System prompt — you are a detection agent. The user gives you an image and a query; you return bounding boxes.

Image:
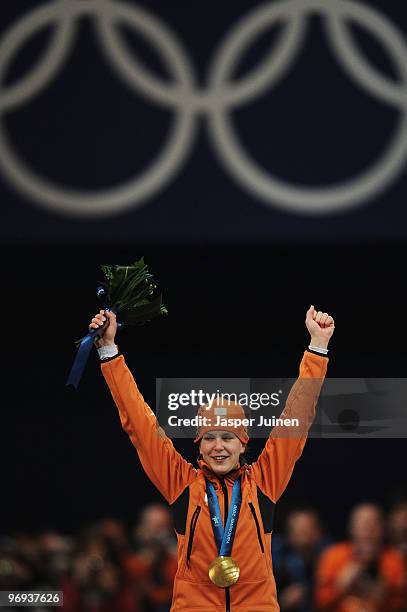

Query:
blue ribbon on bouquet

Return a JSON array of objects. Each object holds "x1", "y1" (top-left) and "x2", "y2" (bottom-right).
[{"x1": 66, "y1": 286, "x2": 122, "y2": 389}]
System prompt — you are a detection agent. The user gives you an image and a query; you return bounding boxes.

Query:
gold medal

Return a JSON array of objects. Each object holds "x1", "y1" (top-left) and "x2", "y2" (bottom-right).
[{"x1": 208, "y1": 556, "x2": 240, "y2": 588}]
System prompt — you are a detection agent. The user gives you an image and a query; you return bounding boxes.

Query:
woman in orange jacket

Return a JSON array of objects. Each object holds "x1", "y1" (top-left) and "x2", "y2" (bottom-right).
[{"x1": 89, "y1": 305, "x2": 334, "y2": 612}]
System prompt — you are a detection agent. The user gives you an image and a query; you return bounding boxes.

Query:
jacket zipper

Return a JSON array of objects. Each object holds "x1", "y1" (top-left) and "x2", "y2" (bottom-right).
[
  {"x1": 249, "y1": 502, "x2": 265, "y2": 553},
  {"x1": 186, "y1": 505, "x2": 201, "y2": 567},
  {"x1": 219, "y1": 478, "x2": 231, "y2": 612}
]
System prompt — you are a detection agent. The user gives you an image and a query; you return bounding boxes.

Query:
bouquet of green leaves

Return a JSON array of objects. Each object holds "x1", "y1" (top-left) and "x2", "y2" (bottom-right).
[
  {"x1": 68, "y1": 258, "x2": 167, "y2": 387},
  {"x1": 74, "y1": 258, "x2": 167, "y2": 347},
  {"x1": 99, "y1": 257, "x2": 168, "y2": 324}
]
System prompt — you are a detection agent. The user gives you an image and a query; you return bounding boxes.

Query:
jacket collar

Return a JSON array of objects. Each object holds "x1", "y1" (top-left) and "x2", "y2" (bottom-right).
[{"x1": 198, "y1": 458, "x2": 249, "y2": 487}]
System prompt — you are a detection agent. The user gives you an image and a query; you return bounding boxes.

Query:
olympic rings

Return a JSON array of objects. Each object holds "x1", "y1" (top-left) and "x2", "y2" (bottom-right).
[{"x1": 0, "y1": 0, "x2": 406, "y2": 217}]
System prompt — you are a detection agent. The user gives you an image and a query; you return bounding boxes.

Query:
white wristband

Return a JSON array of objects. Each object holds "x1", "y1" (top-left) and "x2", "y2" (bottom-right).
[
  {"x1": 97, "y1": 345, "x2": 119, "y2": 360},
  {"x1": 308, "y1": 344, "x2": 328, "y2": 355}
]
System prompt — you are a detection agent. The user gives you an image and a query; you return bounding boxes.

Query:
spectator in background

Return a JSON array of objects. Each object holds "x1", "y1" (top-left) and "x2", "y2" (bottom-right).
[
  {"x1": 315, "y1": 503, "x2": 405, "y2": 611},
  {"x1": 37, "y1": 531, "x2": 73, "y2": 588},
  {"x1": 124, "y1": 504, "x2": 177, "y2": 612},
  {"x1": 388, "y1": 501, "x2": 407, "y2": 560},
  {"x1": 98, "y1": 518, "x2": 130, "y2": 561},
  {"x1": 0, "y1": 536, "x2": 34, "y2": 594},
  {"x1": 62, "y1": 522, "x2": 140, "y2": 612},
  {"x1": 273, "y1": 508, "x2": 329, "y2": 611},
  {"x1": 387, "y1": 501, "x2": 407, "y2": 611}
]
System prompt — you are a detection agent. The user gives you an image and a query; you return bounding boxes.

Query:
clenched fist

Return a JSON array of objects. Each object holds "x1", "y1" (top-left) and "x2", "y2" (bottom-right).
[{"x1": 305, "y1": 305, "x2": 335, "y2": 350}]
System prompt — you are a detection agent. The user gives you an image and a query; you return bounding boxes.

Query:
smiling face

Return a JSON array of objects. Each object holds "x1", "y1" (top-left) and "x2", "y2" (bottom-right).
[{"x1": 199, "y1": 431, "x2": 246, "y2": 476}]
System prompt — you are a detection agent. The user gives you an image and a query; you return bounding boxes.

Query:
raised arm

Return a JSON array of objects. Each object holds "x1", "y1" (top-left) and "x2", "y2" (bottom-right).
[
  {"x1": 251, "y1": 306, "x2": 334, "y2": 502},
  {"x1": 91, "y1": 310, "x2": 196, "y2": 504}
]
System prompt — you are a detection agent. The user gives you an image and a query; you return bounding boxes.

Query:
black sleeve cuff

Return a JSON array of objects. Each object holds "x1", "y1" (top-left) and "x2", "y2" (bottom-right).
[
  {"x1": 306, "y1": 348, "x2": 329, "y2": 358},
  {"x1": 100, "y1": 352, "x2": 122, "y2": 364}
]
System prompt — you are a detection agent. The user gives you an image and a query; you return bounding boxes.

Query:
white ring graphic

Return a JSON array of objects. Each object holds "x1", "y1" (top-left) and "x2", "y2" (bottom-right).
[
  {"x1": 0, "y1": 0, "x2": 197, "y2": 217},
  {"x1": 0, "y1": 0, "x2": 406, "y2": 217},
  {"x1": 208, "y1": 0, "x2": 407, "y2": 214}
]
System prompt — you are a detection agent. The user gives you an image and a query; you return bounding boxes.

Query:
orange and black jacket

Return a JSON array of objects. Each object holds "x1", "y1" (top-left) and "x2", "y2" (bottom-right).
[{"x1": 101, "y1": 350, "x2": 328, "y2": 612}]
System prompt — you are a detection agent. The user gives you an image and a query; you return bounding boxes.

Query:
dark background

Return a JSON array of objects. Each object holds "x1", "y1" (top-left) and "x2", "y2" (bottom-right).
[{"x1": 3, "y1": 243, "x2": 407, "y2": 540}]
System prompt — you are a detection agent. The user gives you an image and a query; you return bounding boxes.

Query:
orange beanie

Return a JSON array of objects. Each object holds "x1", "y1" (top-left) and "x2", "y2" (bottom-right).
[{"x1": 193, "y1": 398, "x2": 250, "y2": 444}]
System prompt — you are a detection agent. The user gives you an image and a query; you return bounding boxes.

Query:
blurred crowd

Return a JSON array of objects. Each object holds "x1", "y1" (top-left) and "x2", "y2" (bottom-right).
[
  {"x1": 0, "y1": 504, "x2": 176, "y2": 612},
  {"x1": 1, "y1": 500, "x2": 406, "y2": 611},
  {"x1": 273, "y1": 501, "x2": 407, "y2": 611}
]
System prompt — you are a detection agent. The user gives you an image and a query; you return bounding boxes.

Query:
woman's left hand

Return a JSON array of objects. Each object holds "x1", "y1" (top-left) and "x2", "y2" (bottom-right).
[{"x1": 305, "y1": 305, "x2": 335, "y2": 349}]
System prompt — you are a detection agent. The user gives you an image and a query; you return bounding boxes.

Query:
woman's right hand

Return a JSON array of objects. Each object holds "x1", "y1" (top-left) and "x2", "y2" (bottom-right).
[{"x1": 89, "y1": 309, "x2": 117, "y2": 348}]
